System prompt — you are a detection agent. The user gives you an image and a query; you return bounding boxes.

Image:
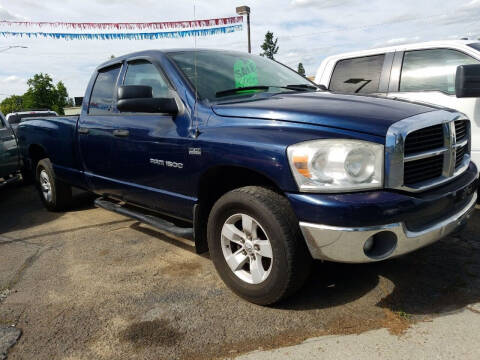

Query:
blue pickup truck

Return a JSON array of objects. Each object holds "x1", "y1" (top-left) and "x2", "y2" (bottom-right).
[{"x1": 17, "y1": 49, "x2": 479, "y2": 305}]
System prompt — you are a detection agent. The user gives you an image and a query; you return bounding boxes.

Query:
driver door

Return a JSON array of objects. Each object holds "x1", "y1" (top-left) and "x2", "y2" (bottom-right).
[{"x1": 109, "y1": 59, "x2": 195, "y2": 220}]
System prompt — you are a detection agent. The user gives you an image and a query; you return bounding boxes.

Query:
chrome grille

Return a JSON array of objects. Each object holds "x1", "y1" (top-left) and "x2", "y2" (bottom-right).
[
  {"x1": 385, "y1": 112, "x2": 471, "y2": 192},
  {"x1": 404, "y1": 124, "x2": 444, "y2": 155},
  {"x1": 455, "y1": 120, "x2": 467, "y2": 141},
  {"x1": 455, "y1": 144, "x2": 467, "y2": 169},
  {"x1": 404, "y1": 154, "x2": 443, "y2": 185}
]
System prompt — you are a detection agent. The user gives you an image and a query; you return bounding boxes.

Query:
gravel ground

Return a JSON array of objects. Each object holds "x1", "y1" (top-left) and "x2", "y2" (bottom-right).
[
  {"x1": 1, "y1": 185, "x2": 480, "y2": 359},
  {"x1": 0, "y1": 327, "x2": 21, "y2": 360}
]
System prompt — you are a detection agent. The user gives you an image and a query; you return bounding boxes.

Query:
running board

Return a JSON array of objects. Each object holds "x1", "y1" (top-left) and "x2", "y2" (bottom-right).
[
  {"x1": 0, "y1": 174, "x2": 21, "y2": 188},
  {"x1": 94, "y1": 198, "x2": 193, "y2": 239}
]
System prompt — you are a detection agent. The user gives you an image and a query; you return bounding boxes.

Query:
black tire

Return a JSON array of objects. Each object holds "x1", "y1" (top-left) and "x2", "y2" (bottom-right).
[
  {"x1": 36, "y1": 158, "x2": 72, "y2": 211},
  {"x1": 207, "y1": 186, "x2": 312, "y2": 305}
]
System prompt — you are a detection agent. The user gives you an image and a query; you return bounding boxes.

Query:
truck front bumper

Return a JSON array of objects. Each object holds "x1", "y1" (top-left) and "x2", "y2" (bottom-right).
[
  {"x1": 288, "y1": 162, "x2": 478, "y2": 263},
  {"x1": 299, "y1": 192, "x2": 476, "y2": 263}
]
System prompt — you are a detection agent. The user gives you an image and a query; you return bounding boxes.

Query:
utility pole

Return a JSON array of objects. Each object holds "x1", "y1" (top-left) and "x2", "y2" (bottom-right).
[{"x1": 236, "y1": 6, "x2": 251, "y2": 53}]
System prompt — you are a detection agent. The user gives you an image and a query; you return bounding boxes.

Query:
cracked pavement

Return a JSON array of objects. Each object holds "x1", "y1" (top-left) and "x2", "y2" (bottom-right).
[{"x1": 1, "y1": 185, "x2": 480, "y2": 359}]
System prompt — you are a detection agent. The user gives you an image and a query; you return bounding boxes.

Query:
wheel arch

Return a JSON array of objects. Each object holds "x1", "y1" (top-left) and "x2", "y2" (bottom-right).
[
  {"x1": 194, "y1": 165, "x2": 285, "y2": 253},
  {"x1": 27, "y1": 144, "x2": 49, "y2": 174}
]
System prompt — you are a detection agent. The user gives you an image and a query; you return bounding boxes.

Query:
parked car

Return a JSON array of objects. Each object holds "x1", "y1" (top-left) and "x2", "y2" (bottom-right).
[
  {"x1": 17, "y1": 49, "x2": 479, "y2": 305},
  {"x1": 6, "y1": 110, "x2": 58, "y2": 134},
  {"x1": 315, "y1": 40, "x2": 480, "y2": 169},
  {"x1": 0, "y1": 111, "x2": 21, "y2": 186}
]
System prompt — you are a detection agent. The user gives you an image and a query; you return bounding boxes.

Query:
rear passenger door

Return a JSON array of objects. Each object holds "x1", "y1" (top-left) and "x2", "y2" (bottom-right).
[
  {"x1": 328, "y1": 53, "x2": 393, "y2": 95},
  {"x1": 78, "y1": 64, "x2": 123, "y2": 197}
]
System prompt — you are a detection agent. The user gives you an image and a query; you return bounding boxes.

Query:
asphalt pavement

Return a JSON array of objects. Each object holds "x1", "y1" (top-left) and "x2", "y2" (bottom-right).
[{"x1": 1, "y1": 185, "x2": 480, "y2": 359}]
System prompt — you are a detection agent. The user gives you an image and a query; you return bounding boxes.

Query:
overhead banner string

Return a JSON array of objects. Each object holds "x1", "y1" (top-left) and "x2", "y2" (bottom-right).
[{"x1": 0, "y1": 16, "x2": 243, "y2": 40}]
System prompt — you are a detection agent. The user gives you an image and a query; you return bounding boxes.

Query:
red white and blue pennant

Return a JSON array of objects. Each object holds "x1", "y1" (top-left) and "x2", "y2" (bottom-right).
[{"x1": 0, "y1": 16, "x2": 243, "y2": 40}]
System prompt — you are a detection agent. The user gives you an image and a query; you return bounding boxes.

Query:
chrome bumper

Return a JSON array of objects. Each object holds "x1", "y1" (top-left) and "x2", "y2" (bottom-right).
[{"x1": 299, "y1": 192, "x2": 477, "y2": 263}]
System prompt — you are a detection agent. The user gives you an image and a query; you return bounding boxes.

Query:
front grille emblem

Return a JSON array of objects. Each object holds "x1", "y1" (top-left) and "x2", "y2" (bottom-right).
[{"x1": 443, "y1": 122, "x2": 457, "y2": 177}]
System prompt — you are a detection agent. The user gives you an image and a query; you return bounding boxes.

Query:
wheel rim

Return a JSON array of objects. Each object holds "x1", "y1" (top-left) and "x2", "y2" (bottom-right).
[
  {"x1": 39, "y1": 169, "x2": 52, "y2": 203},
  {"x1": 221, "y1": 213, "x2": 273, "y2": 285}
]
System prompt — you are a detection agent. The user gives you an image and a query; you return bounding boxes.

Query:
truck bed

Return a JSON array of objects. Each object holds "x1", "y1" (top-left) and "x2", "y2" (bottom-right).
[{"x1": 16, "y1": 115, "x2": 87, "y2": 189}]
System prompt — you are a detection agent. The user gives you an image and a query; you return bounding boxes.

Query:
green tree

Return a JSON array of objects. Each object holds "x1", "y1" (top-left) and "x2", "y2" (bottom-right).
[
  {"x1": 22, "y1": 73, "x2": 69, "y2": 115},
  {"x1": 53, "y1": 81, "x2": 69, "y2": 115},
  {"x1": 260, "y1": 31, "x2": 279, "y2": 60},
  {"x1": 23, "y1": 73, "x2": 56, "y2": 110},
  {"x1": 0, "y1": 95, "x2": 24, "y2": 115},
  {"x1": 297, "y1": 62, "x2": 306, "y2": 77}
]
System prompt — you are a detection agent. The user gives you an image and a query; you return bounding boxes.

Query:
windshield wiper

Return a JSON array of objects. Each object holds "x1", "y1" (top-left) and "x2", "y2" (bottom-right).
[
  {"x1": 215, "y1": 86, "x2": 270, "y2": 98},
  {"x1": 215, "y1": 84, "x2": 322, "y2": 99},
  {"x1": 284, "y1": 84, "x2": 319, "y2": 91}
]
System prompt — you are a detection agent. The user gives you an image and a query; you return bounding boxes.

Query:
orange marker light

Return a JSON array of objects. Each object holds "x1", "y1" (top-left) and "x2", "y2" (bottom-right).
[{"x1": 293, "y1": 155, "x2": 311, "y2": 178}]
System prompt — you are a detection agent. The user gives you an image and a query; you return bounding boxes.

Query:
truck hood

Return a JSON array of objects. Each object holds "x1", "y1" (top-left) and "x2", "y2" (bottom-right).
[{"x1": 212, "y1": 91, "x2": 439, "y2": 137}]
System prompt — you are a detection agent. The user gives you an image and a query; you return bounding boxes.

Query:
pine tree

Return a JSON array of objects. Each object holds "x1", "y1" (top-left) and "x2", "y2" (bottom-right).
[
  {"x1": 297, "y1": 62, "x2": 306, "y2": 77},
  {"x1": 260, "y1": 31, "x2": 279, "y2": 60}
]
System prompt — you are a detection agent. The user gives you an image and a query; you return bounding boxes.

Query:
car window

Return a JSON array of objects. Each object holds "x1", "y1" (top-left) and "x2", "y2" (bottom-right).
[
  {"x1": 400, "y1": 49, "x2": 480, "y2": 94},
  {"x1": 0, "y1": 114, "x2": 5, "y2": 129},
  {"x1": 88, "y1": 65, "x2": 121, "y2": 115},
  {"x1": 329, "y1": 55, "x2": 385, "y2": 94},
  {"x1": 124, "y1": 60, "x2": 171, "y2": 98},
  {"x1": 468, "y1": 43, "x2": 480, "y2": 52}
]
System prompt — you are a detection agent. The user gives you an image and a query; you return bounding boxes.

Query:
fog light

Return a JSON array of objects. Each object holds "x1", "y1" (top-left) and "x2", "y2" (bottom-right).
[
  {"x1": 363, "y1": 231, "x2": 398, "y2": 260},
  {"x1": 364, "y1": 236, "x2": 374, "y2": 252}
]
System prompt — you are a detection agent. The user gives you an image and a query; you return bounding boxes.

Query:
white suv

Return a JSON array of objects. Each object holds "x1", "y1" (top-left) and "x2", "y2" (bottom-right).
[{"x1": 315, "y1": 40, "x2": 480, "y2": 167}]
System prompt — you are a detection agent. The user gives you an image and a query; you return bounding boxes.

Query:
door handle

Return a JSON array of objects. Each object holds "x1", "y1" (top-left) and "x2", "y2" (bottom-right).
[
  {"x1": 78, "y1": 127, "x2": 89, "y2": 134},
  {"x1": 113, "y1": 129, "x2": 130, "y2": 137}
]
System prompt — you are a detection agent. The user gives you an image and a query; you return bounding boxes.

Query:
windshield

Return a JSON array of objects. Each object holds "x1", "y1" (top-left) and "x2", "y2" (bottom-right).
[
  {"x1": 468, "y1": 42, "x2": 480, "y2": 52},
  {"x1": 168, "y1": 50, "x2": 315, "y2": 101}
]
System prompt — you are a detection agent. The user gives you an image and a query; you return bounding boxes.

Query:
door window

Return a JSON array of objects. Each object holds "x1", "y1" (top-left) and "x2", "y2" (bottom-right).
[
  {"x1": 468, "y1": 43, "x2": 480, "y2": 52},
  {"x1": 124, "y1": 60, "x2": 171, "y2": 98},
  {"x1": 400, "y1": 49, "x2": 479, "y2": 94},
  {"x1": 88, "y1": 65, "x2": 121, "y2": 115},
  {"x1": 329, "y1": 54, "x2": 385, "y2": 94},
  {"x1": 0, "y1": 114, "x2": 5, "y2": 128}
]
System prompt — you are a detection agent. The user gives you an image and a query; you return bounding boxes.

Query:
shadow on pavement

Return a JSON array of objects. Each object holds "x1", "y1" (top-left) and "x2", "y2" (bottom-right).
[
  {"x1": 0, "y1": 184, "x2": 96, "y2": 235},
  {"x1": 278, "y1": 209, "x2": 480, "y2": 318}
]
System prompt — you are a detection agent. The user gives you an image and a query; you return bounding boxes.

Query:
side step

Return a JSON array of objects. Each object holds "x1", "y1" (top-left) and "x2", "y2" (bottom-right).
[
  {"x1": 94, "y1": 198, "x2": 193, "y2": 239},
  {"x1": 0, "y1": 174, "x2": 21, "y2": 188}
]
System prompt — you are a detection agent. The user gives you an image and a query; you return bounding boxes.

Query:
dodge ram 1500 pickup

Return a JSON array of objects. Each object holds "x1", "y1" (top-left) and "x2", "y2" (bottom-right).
[{"x1": 17, "y1": 49, "x2": 479, "y2": 305}]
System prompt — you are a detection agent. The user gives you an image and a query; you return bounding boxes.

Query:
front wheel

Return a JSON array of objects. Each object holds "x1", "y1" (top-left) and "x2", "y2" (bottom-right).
[
  {"x1": 36, "y1": 158, "x2": 72, "y2": 211},
  {"x1": 207, "y1": 186, "x2": 312, "y2": 305}
]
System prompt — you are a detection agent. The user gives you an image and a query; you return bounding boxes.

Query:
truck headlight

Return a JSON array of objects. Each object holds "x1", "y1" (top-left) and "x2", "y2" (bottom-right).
[{"x1": 287, "y1": 139, "x2": 384, "y2": 192}]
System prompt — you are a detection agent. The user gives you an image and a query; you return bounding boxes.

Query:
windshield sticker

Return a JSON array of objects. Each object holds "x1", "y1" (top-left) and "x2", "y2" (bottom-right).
[{"x1": 234, "y1": 59, "x2": 259, "y2": 88}]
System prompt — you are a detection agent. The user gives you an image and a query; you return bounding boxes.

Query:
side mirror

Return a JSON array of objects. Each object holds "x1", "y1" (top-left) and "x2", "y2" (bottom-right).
[
  {"x1": 456, "y1": 64, "x2": 480, "y2": 98},
  {"x1": 116, "y1": 85, "x2": 178, "y2": 114}
]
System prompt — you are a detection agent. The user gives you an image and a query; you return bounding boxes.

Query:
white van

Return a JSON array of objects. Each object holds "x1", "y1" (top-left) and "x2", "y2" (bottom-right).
[{"x1": 315, "y1": 40, "x2": 480, "y2": 167}]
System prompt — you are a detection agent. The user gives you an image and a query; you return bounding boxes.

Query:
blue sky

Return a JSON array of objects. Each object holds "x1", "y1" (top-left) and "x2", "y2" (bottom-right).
[{"x1": 0, "y1": 0, "x2": 480, "y2": 100}]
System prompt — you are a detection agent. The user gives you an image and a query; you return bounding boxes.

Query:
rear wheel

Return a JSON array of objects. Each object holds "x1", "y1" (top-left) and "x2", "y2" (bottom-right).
[
  {"x1": 36, "y1": 158, "x2": 72, "y2": 211},
  {"x1": 207, "y1": 186, "x2": 312, "y2": 305}
]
